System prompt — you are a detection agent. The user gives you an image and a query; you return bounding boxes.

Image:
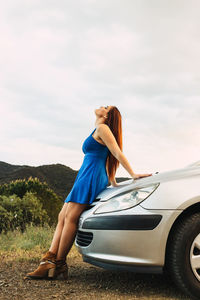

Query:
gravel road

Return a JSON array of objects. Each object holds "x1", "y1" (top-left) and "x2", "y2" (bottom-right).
[{"x1": 0, "y1": 250, "x2": 190, "y2": 300}]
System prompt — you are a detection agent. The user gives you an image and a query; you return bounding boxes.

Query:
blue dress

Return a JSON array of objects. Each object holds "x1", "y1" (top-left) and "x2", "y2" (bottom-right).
[{"x1": 64, "y1": 128, "x2": 110, "y2": 205}]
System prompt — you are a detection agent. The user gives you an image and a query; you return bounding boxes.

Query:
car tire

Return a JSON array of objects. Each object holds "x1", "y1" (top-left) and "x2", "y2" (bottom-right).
[{"x1": 166, "y1": 212, "x2": 200, "y2": 300}]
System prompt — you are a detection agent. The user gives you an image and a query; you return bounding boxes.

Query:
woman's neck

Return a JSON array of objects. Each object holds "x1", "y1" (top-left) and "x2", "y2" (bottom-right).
[{"x1": 95, "y1": 117, "x2": 105, "y2": 127}]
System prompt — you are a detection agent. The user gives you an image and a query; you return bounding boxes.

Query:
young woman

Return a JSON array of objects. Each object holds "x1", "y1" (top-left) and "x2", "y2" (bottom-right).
[{"x1": 26, "y1": 105, "x2": 152, "y2": 280}]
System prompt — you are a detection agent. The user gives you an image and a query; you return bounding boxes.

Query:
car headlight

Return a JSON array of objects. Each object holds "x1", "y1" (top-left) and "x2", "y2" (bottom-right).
[{"x1": 94, "y1": 184, "x2": 159, "y2": 214}]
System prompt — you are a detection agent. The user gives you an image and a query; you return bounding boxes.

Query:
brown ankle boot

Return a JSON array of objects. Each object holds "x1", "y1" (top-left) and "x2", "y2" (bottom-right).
[
  {"x1": 25, "y1": 251, "x2": 56, "y2": 280},
  {"x1": 54, "y1": 259, "x2": 68, "y2": 280},
  {"x1": 41, "y1": 250, "x2": 56, "y2": 263}
]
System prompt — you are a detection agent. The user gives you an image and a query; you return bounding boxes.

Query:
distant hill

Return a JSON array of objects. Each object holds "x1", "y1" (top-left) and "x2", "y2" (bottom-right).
[
  {"x1": 0, "y1": 161, "x2": 78, "y2": 200},
  {"x1": 0, "y1": 161, "x2": 129, "y2": 200}
]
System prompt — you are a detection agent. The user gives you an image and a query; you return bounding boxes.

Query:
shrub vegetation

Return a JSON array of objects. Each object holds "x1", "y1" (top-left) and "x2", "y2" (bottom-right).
[
  {"x1": 0, "y1": 177, "x2": 63, "y2": 228},
  {"x1": 0, "y1": 193, "x2": 49, "y2": 233}
]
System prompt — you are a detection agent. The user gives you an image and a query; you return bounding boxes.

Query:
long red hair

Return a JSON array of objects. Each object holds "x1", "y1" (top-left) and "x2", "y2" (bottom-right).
[{"x1": 104, "y1": 106, "x2": 122, "y2": 182}]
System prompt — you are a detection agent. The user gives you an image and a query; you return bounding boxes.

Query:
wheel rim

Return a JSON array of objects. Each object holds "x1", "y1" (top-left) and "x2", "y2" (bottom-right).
[{"x1": 190, "y1": 233, "x2": 200, "y2": 282}]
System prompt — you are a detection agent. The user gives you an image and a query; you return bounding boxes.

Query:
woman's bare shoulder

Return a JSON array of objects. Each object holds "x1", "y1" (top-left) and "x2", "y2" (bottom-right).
[
  {"x1": 96, "y1": 124, "x2": 110, "y2": 132},
  {"x1": 96, "y1": 124, "x2": 114, "y2": 142}
]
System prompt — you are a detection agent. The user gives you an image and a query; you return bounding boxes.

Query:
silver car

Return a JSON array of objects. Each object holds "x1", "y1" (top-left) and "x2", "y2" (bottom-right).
[{"x1": 75, "y1": 161, "x2": 200, "y2": 300}]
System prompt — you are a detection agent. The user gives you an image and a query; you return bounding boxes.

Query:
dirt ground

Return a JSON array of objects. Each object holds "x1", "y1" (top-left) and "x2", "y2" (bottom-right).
[{"x1": 0, "y1": 250, "x2": 190, "y2": 300}]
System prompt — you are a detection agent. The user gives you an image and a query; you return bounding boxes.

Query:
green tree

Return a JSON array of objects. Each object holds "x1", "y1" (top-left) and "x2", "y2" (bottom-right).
[
  {"x1": 0, "y1": 177, "x2": 62, "y2": 224},
  {"x1": 0, "y1": 193, "x2": 49, "y2": 233}
]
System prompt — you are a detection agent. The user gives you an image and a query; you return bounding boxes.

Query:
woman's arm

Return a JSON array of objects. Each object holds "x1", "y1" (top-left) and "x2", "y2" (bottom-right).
[{"x1": 97, "y1": 124, "x2": 152, "y2": 181}]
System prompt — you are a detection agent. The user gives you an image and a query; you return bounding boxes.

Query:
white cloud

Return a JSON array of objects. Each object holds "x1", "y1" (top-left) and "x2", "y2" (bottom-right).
[
  {"x1": 0, "y1": 137, "x2": 83, "y2": 169},
  {"x1": 0, "y1": 0, "x2": 200, "y2": 176}
]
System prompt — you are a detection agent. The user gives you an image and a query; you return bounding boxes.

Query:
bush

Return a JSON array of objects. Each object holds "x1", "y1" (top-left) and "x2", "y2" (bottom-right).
[
  {"x1": 0, "y1": 205, "x2": 13, "y2": 233},
  {"x1": 0, "y1": 192, "x2": 49, "y2": 233},
  {"x1": 0, "y1": 177, "x2": 63, "y2": 224}
]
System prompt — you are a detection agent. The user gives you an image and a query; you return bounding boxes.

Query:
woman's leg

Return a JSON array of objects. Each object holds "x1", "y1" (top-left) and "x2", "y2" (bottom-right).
[
  {"x1": 56, "y1": 202, "x2": 87, "y2": 260},
  {"x1": 26, "y1": 205, "x2": 69, "y2": 280},
  {"x1": 26, "y1": 202, "x2": 86, "y2": 279},
  {"x1": 49, "y1": 203, "x2": 69, "y2": 254}
]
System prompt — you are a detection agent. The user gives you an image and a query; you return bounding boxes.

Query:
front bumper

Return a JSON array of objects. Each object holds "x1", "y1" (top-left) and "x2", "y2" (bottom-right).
[
  {"x1": 75, "y1": 204, "x2": 181, "y2": 273},
  {"x1": 81, "y1": 214, "x2": 162, "y2": 230}
]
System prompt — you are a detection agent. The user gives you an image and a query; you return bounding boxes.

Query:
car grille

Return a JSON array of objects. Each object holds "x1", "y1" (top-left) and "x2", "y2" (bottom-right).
[{"x1": 76, "y1": 230, "x2": 93, "y2": 247}]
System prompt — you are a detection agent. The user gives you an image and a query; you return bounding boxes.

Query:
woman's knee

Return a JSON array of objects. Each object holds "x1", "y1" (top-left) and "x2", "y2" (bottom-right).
[
  {"x1": 64, "y1": 212, "x2": 76, "y2": 224},
  {"x1": 58, "y1": 204, "x2": 68, "y2": 222},
  {"x1": 64, "y1": 203, "x2": 87, "y2": 224},
  {"x1": 58, "y1": 211, "x2": 64, "y2": 222},
  {"x1": 64, "y1": 210, "x2": 81, "y2": 225}
]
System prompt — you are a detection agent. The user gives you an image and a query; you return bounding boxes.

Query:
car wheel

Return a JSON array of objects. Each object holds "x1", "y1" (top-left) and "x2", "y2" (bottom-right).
[{"x1": 166, "y1": 212, "x2": 200, "y2": 300}]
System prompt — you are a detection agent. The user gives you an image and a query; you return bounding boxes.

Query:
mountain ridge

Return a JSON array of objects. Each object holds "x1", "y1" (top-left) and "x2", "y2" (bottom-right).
[
  {"x1": 0, "y1": 161, "x2": 129, "y2": 199},
  {"x1": 0, "y1": 161, "x2": 78, "y2": 199}
]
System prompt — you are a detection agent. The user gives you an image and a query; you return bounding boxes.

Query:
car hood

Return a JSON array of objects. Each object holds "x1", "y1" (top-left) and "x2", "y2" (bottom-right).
[{"x1": 97, "y1": 161, "x2": 200, "y2": 202}]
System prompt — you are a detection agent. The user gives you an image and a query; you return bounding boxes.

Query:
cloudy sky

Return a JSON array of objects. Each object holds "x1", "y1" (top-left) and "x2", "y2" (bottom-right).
[{"x1": 1, "y1": 0, "x2": 200, "y2": 177}]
